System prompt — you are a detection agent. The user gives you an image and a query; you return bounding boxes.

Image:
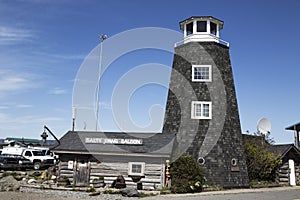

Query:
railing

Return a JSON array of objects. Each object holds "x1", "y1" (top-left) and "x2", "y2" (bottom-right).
[{"x1": 174, "y1": 34, "x2": 230, "y2": 47}]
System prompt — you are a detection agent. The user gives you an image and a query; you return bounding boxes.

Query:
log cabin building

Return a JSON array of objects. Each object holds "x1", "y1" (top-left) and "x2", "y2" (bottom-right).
[{"x1": 54, "y1": 131, "x2": 175, "y2": 189}]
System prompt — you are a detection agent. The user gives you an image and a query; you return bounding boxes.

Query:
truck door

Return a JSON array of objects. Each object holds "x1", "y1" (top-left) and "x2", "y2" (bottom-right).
[{"x1": 24, "y1": 150, "x2": 32, "y2": 159}]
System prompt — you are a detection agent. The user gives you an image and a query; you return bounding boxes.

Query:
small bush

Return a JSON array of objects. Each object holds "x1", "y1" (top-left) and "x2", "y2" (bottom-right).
[
  {"x1": 86, "y1": 187, "x2": 96, "y2": 193},
  {"x1": 170, "y1": 155, "x2": 205, "y2": 193},
  {"x1": 138, "y1": 192, "x2": 157, "y2": 198},
  {"x1": 245, "y1": 142, "x2": 281, "y2": 182}
]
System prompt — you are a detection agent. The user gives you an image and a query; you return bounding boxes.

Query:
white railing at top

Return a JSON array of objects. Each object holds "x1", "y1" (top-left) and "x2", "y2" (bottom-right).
[{"x1": 174, "y1": 34, "x2": 230, "y2": 47}]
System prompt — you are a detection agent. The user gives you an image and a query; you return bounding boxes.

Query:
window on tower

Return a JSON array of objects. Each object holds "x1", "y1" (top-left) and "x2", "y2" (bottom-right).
[
  {"x1": 197, "y1": 21, "x2": 207, "y2": 32},
  {"x1": 191, "y1": 101, "x2": 212, "y2": 119},
  {"x1": 192, "y1": 65, "x2": 212, "y2": 82},
  {"x1": 210, "y1": 22, "x2": 217, "y2": 35},
  {"x1": 186, "y1": 22, "x2": 193, "y2": 35}
]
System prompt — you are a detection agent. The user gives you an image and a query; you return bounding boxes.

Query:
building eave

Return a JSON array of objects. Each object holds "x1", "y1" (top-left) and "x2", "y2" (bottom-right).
[
  {"x1": 286, "y1": 122, "x2": 300, "y2": 131},
  {"x1": 53, "y1": 150, "x2": 171, "y2": 158}
]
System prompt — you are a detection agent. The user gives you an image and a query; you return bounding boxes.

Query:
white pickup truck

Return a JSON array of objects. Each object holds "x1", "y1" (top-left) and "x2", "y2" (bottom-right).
[{"x1": 2, "y1": 147, "x2": 55, "y2": 170}]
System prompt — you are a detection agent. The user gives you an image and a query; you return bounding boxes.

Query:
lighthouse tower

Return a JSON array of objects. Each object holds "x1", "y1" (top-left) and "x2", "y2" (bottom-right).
[{"x1": 163, "y1": 16, "x2": 249, "y2": 188}]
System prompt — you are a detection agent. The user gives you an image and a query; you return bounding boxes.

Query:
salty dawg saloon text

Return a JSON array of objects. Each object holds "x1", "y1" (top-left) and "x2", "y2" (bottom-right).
[{"x1": 85, "y1": 137, "x2": 143, "y2": 145}]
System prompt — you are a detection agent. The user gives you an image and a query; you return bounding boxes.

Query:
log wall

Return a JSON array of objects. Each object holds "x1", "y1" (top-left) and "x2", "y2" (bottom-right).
[
  {"x1": 59, "y1": 160, "x2": 165, "y2": 190},
  {"x1": 275, "y1": 162, "x2": 300, "y2": 185}
]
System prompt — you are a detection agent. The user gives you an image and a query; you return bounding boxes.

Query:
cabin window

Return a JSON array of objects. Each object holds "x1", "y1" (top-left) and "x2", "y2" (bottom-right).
[
  {"x1": 191, "y1": 101, "x2": 212, "y2": 119},
  {"x1": 128, "y1": 162, "x2": 145, "y2": 176},
  {"x1": 197, "y1": 21, "x2": 207, "y2": 32},
  {"x1": 192, "y1": 65, "x2": 212, "y2": 82}
]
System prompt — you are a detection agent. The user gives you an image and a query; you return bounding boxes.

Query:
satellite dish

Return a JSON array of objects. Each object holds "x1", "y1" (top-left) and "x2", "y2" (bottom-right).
[{"x1": 257, "y1": 118, "x2": 271, "y2": 135}]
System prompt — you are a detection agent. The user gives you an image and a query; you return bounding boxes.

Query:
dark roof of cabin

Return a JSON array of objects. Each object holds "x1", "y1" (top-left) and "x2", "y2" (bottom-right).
[
  {"x1": 269, "y1": 144, "x2": 293, "y2": 157},
  {"x1": 286, "y1": 122, "x2": 300, "y2": 131},
  {"x1": 53, "y1": 131, "x2": 175, "y2": 156}
]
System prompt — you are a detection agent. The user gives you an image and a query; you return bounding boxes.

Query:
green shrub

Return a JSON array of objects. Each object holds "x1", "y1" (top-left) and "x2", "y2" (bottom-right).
[
  {"x1": 138, "y1": 192, "x2": 157, "y2": 198},
  {"x1": 86, "y1": 187, "x2": 96, "y2": 193},
  {"x1": 170, "y1": 155, "x2": 205, "y2": 193},
  {"x1": 245, "y1": 143, "x2": 281, "y2": 182}
]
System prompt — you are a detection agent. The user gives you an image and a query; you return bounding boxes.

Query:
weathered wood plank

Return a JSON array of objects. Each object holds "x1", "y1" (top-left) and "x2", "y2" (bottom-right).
[{"x1": 60, "y1": 170, "x2": 74, "y2": 174}]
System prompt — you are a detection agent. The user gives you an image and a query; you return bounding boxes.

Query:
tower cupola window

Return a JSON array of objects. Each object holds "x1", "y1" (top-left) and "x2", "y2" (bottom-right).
[
  {"x1": 210, "y1": 22, "x2": 217, "y2": 35},
  {"x1": 197, "y1": 21, "x2": 207, "y2": 32},
  {"x1": 186, "y1": 22, "x2": 193, "y2": 35}
]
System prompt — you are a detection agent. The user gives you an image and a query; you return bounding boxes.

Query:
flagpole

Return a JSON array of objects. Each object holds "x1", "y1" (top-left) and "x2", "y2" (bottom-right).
[{"x1": 96, "y1": 34, "x2": 107, "y2": 131}]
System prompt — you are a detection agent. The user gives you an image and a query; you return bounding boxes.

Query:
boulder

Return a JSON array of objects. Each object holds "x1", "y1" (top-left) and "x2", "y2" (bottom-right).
[
  {"x1": 28, "y1": 178, "x2": 37, "y2": 184},
  {"x1": 121, "y1": 188, "x2": 139, "y2": 197},
  {"x1": 0, "y1": 176, "x2": 20, "y2": 191},
  {"x1": 42, "y1": 180, "x2": 55, "y2": 185}
]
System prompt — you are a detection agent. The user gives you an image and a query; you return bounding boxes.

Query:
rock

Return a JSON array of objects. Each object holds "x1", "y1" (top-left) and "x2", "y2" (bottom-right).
[
  {"x1": 42, "y1": 180, "x2": 55, "y2": 185},
  {"x1": 89, "y1": 191, "x2": 101, "y2": 196},
  {"x1": 0, "y1": 176, "x2": 20, "y2": 191},
  {"x1": 19, "y1": 171, "x2": 27, "y2": 176},
  {"x1": 31, "y1": 171, "x2": 42, "y2": 177},
  {"x1": 28, "y1": 178, "x2": 37, "y2": 184},
  {"x1": 121, "y1": 188, "x2": 139, "y2": 197}
]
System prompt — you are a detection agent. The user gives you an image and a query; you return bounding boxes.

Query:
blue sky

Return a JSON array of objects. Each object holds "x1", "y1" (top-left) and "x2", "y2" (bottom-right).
[{"x1": 0, "y1": 0, "x2": 300, "y2": 144}]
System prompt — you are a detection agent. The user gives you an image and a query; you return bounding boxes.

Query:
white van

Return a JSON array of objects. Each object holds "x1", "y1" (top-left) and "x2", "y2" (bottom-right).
[{"x1": 2, "y1": 147, "x2": 55, "y2": 170}]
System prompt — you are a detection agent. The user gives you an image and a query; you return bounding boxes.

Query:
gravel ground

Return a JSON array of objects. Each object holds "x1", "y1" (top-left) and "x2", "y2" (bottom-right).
[
  {"x1": 1, "y1": 186, "x2": 300, "y2": 200},
  {"x1": 0, "y1": 187, "x2": 132, "y2": 200}
]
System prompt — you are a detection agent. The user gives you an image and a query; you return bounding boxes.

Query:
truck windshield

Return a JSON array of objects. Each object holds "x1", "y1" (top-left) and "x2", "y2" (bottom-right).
[{"x1": 32, "y1": 151, "x2": 45, "y2": 156}]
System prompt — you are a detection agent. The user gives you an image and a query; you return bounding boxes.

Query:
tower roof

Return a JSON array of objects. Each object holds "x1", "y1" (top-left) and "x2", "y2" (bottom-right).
[{"x1": 179, "y1": 16, "x2": 224, "y2": 30}]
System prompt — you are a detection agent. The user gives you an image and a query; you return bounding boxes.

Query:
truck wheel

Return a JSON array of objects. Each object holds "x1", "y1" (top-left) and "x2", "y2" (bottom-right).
[{"x1": 33, "y1": 162, "x2": 41, "y2": 170}]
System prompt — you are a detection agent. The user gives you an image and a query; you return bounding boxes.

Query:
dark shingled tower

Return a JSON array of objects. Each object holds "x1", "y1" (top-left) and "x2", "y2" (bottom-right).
[{"x1": 163, "y1": 16, "x2": 249, "y2": 188}]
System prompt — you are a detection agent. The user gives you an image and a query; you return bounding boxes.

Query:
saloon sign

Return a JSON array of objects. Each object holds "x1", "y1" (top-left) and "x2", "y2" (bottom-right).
[{"x1": 85, "y1": 137, "x2": 143, "y2": 145}]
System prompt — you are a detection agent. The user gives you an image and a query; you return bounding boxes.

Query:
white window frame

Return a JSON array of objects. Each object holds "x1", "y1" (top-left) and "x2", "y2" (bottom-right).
[
  {"x1": 191, "y1": 101, "x2": 212, "y2": 119},
  {"x1": 128, "y1": 162, "x2": 145, "y2": 176},
  {"x1": 192, "y1": 65, "x2": 212, "y2": 82}
]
